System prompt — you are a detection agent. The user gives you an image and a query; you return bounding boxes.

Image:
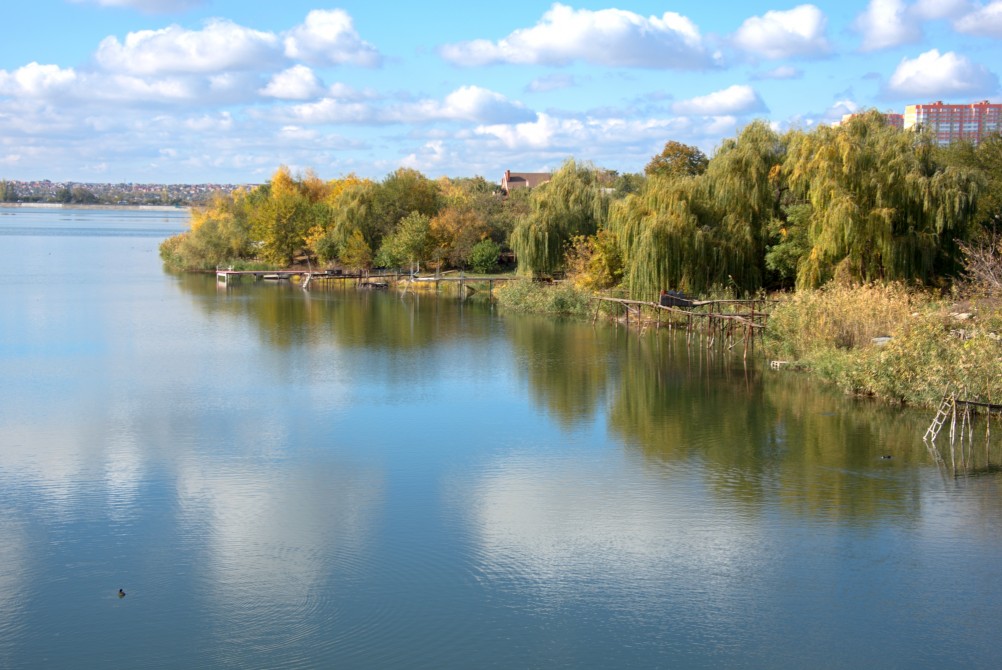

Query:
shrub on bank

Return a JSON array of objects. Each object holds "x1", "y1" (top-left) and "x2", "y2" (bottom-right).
[
  {"x1": 495, "y1": 280, "x2": 593, "y2": 317},
  {"x1": 765, "y1": 282, "x2": 1002, "y2": 406}
]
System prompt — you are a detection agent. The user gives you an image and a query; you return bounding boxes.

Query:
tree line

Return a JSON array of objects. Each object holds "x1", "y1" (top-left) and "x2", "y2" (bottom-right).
[{"x1": 161, "y1": 110, "x2": 1000, "y2": 297}]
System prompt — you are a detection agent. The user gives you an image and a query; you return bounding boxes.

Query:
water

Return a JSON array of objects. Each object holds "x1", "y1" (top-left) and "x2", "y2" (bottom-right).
[{"x1": 1, "y1": 207, "x2": 1001, "y2": 669}]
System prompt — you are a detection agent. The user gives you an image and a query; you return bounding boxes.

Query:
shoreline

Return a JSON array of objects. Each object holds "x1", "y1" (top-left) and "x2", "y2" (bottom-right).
[{"x1": 0, "y1": 203, "x2": 190, "y2": 212}]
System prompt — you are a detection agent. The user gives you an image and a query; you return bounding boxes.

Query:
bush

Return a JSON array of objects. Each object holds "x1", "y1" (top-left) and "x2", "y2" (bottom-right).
[
  {"x1": 765, "y1": 281, "x2": 1002, "y2": 406},
  {"x1": 495, "y1": 279, "x2": 592, "y2": 317},
  {"x1": 469, "y1": 239, "x2": 501, "y2": 274}
]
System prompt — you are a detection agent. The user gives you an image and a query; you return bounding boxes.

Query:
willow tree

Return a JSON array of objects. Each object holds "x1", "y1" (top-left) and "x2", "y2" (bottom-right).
[
  {"x1": 609, "y1": 121, "x2": 783, "y2": 297},
  {"x1": 311, "y1": 178, "x2": 379, "y2": 265},
  {"x1": 786, "y1": 110, "x2": 981, "y2": 288},
  {"x1": 609, "y1": 176, "x2": 705, "y2": 295},
  {"x1": 510, "y1": 159, "x2": 608, "y2": 276}
]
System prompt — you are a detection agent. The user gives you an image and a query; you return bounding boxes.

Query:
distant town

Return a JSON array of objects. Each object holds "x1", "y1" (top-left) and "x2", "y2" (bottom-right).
[{"x1": 0, "y1": 179, "x2": 251, "y2": 207}]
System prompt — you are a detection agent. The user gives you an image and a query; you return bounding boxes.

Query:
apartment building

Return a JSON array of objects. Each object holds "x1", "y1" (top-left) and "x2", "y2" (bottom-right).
[{"x1": 903, "y1": 100, "x2": 1002, "y2": 145}]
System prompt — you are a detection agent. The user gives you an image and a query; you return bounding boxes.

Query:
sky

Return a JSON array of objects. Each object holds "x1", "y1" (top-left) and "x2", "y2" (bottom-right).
[{"x1": 1, "y1": 1, "x2": 1001, "y2": 184}]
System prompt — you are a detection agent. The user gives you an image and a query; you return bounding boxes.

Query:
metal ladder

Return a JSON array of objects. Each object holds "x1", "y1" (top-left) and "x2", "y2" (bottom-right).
[{"x1": 923, "y1": 393, "x2": 955, "y2": 443}]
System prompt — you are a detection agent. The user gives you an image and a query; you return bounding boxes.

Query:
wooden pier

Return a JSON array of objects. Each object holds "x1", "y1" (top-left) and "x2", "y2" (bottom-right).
[
  {"x1": 591, "y1": 295, "x2": 771, "y2": 360},
  {"x1": 216, "y1": 267, "x2": 520, "y2": 297}
]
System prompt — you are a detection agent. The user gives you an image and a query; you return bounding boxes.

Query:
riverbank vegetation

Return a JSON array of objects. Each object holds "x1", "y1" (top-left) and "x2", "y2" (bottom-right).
[{"x1": 159, "y1": 110, "x2": 1002, "y2": 407}]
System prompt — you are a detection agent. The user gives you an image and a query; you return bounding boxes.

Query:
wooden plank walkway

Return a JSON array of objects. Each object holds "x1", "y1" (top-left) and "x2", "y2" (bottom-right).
[{"x1": 591, "y1": 295, "x2": 771, "y2": 359}]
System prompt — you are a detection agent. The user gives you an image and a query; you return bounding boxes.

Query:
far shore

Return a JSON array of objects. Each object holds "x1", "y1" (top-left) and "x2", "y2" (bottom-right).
[{"x1": 0, "y1": 203, "x2": 190, "y2": 212}]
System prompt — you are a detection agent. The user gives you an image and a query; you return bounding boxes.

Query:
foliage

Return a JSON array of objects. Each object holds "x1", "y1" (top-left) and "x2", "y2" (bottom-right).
[
  {"x1": 765, "y1": 282, "x2": 918, "y2": 360},
  {"x1": 610, "y1": 121, "x2": 782, "y2": 297},
  {"x1": 341, "y1": 229, "x2": 373, "y2": 272},
  {"x1": 468, "y1": 238, "x2": 502, "y2": 274},
  {"x1": 644, "y1": 140, "x2": 709, "y2": 178},
  {"x1": 494, "y1": 279, "x2": 593, "y2": 317},
  {"x1": 765, "y1": 204, "x2": 812, "y2": 287},
  {"x1": 429, "y1": 206, "x2": 489, "y2": 268},
  {"x1": 611, "y1": 172, "x2": 646, "y2": 197},
  {"x1": 375, "y1": 211, "x2": 432, "y2": 270},
  {"x1": 764, "y1": 282, "x2": 1002, "y2": 406},
  {"x1": 564, "y1": 230, "x2": 623, "y2": 290},
  {"x1": 937, "y1": 133, "x2": 1002, "y2": 232},
  {"x1": 785, "y1": 110, "x2": 981, "y2": 288},
  {"x1": 510, "y1": 159, "x2": 609, "y2": 276},
  {"x1": 957, "y1": 230, "x2": 1002, "y2": 296},
  {"x1": 372, "y1": 168, "x2": 442, "y2": 238}
]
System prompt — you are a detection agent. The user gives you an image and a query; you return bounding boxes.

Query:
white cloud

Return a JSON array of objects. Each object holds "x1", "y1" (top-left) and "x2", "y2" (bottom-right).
[
  {"x1": 278, "y1": 126, "x2": 319, "y2": 141},
  {"x1": 913, "y1": 0, "x2": 972, "y2": 20},
  {"x1": 733, "y1": 5, "x2": 832, "y2": 59},
  {"x1": 283, "y1": 9, "x2": 382, "y2": 67},
  {"x1": 476, "y1": 113, "x2": 585, "y2": 150},
  {"x1": 69, "y1": 0, "x2": 204, "y2": 12},
  {"x1": 672, "y1": 85, "x2": 767, "y2": 116},
  {"x1": 473, "y1": 111, "x2": 728, "y2": 157},
  {"x1": 392, "y1": 86, "x2": 535, "y2": 124},
  {"x1": 854, "y1": 0, "x2": 921, "y2": 51},
  {"x1": 400, "y1": 140, "x2": 448, "y2": 171},
  {"x1": 95, "y1": 19, "x2": 280, "y2": 75},
  {"x1": 283, "y1": 98, "x2": 375, "y2": 125},
  {"x1": 440, "y1": 3, "x2": 713, "y2": 69},
  {"x1": 260, "y1": 66, "x2": 323, "y2": 100},
  {"x1": 0, "y1": 63, "x2": 77, "y2": 97},
  {"x1": 184, "y1": 112, "x2": 233, "y2": 132},
  {"x1": 954, "y1": 1, "x2": 1002, "y2": 36},
  {"x1": 885, "y1": 49, "x2": 999, "y2": 97}
]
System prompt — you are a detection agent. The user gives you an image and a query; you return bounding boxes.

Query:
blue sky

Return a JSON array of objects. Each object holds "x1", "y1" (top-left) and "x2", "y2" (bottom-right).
[{"x1": 1, "y1": 1, "x2": 1000, "y2": 184}]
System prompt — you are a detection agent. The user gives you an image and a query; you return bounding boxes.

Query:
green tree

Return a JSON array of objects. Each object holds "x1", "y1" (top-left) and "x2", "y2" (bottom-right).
[
  {"x1": 469, "y1": 238, "x2": 502, "y2": 274},
  {"x1": 510, "y1": 159, "x2": 609, "y2": 276},
  {"x1": 372, "y1": 168, "x2": 441, "y2": 237},
  {"x1": 644, "y1": 140, "x2": 709, "y2": 178},
  {"x1": 247, "y1": 167, "x2": 315, "y2": 265},
  {"x1": 430, "y1": 206, "x2": 488, "y2": 269},
  {"x1": 611, "y1": 121, "x2": 782, "y2": 296},
  {"x1": 765, "y1": 204, "x2": 812, "y2": 288},
  {"x1": 786, "y1": 110, "x2": 981, "y2": 288},
  {"x1": 375, "y1": 211, "x2": 432, "y2": 270},
  {"x1": 341, "y1": 229, "x2": 373, "y2": 272}
]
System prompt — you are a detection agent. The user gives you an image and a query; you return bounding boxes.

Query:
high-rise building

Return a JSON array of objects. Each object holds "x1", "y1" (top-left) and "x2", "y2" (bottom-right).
[{"x1": 903, "y1": 100, "x2": 1002, "y2": 145}]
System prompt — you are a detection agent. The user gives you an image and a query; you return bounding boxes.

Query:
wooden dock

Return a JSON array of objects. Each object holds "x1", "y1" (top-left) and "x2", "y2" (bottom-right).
[
  {"x1": 215, "y1": 268, "x2": 521, "y2": 296},
  {"x1": 591, "y1": 295, "x2": 771, "y2": 359}
]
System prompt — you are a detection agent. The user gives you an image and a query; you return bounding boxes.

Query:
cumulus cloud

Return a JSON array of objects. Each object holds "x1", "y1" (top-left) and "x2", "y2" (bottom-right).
[
  {"x1": 0, "y1": 63, "x2": 77, "y2": 97},
  {"x1": 69, "y1": 0, "x2": 204, "y2": 12},
  {"x1": 391, "y1": 86, "x2": 535, "y2": 124},
  {"x1": 440, "y1": 3, "x2": 714, "y2": 69},
  {"x1": 672, "y1": 85, "x2": 767, "y2": 116},
  {"x1": 260, "y1": 66, "x2": 323, "y2": 100},
  {"x1": 854, "y1": 0, "x2": 922, "y2": 51},
  {"x1": 95, "y1": 19, "x2": 280, "y2": 75},
  {"x1": 733, "y1": 5, "x2": 832, "y2": 59},
  {"x1": 283, "y1": 9, "x2": 382, "y2": 67},
  {"x1": 885, "y1": 49, "x2": 999, "y2": 97},
  {"x1": 282, "y1": 98, "x2": 376, "y2": 125},
  {"x1": 954, "y1": 1, "x2": 1002, "y2": 36}
]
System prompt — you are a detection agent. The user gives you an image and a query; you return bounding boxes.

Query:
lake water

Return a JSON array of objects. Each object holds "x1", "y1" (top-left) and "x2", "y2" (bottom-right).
[{"x1": 1, "y1": 207, "x2": 1001, "y2": 669}]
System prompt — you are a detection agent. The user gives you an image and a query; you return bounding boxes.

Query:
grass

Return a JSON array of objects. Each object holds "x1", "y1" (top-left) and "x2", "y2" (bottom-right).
[{"x1": 763, "y1": 282, "x2": 1002, "y2": 407}]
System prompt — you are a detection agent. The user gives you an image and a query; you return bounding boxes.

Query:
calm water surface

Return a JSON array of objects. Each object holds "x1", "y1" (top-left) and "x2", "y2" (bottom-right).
[{"x1": 1, "y1": 207, "x2": 1001, "y2": 669}]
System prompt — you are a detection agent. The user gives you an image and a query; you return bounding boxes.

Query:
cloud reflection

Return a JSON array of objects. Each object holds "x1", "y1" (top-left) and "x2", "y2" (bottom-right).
[{"x1": 462, "y1": 452, "x2": 770, "y2": 614}]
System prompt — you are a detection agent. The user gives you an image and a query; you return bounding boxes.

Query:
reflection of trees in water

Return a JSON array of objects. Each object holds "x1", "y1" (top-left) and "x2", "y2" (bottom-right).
[
  {"x1": 603, "y1": 335, "x2": 931, "y2": 523},
  {"x1": 173, "y1": 274, "x2": 495, "y2": 351},
  {"x1": 506, "y1": 316, "x2": 624, "y2": 427}
]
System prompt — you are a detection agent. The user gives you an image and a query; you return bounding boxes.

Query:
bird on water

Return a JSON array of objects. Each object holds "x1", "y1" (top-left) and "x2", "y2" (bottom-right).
[{"x1": 118, "y1": 589, "x2": 126, "y2": 598}]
